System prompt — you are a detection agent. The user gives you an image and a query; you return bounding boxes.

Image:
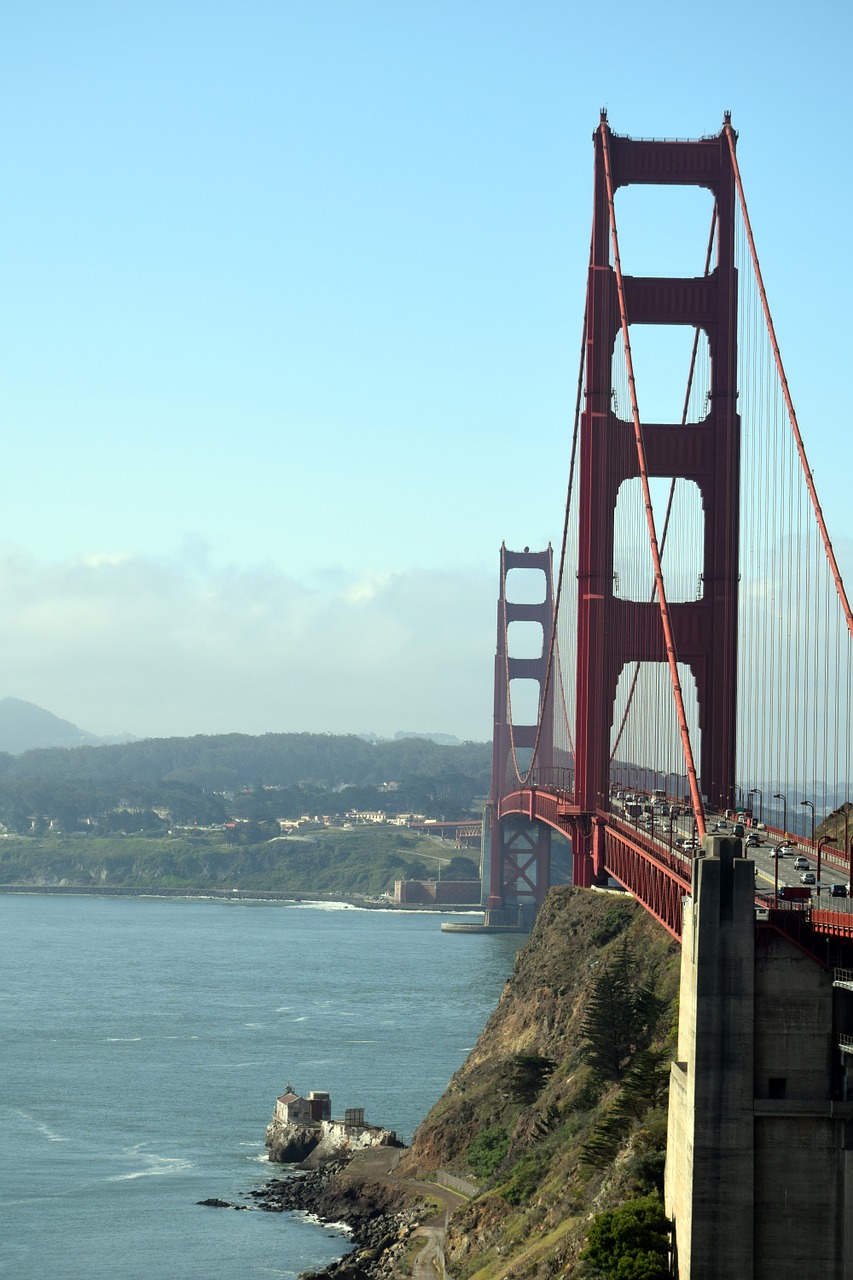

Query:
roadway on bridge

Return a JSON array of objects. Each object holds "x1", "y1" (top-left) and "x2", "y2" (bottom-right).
[{"x1": 610, "y1": 796, "x2": 852, "y2": 912}]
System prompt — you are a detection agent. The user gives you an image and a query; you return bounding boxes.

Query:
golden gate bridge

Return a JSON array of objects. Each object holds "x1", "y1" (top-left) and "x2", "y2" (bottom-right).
[{"x1": 485, "y1": 112, "x2": 853, "y2": 945}]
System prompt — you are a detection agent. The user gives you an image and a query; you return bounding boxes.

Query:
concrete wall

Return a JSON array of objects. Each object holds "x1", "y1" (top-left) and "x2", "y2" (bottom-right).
[
  {"x1": 394, "y1": 879, "x2": 481, "y2": 905},
  {"x1": 666, "y1": 836, "x2": 756, "y2": 1280},
  {"x1": 666, "y1": 835, "x2": 853, "y2": 1280}
]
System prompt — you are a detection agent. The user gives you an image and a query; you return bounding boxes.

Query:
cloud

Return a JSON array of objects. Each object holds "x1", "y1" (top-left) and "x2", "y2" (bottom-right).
[{"x1": 0, "y1": 549, "x2": 496, "y2": 742}]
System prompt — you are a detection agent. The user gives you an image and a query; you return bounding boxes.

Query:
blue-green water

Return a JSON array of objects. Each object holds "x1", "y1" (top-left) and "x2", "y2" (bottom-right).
[{"x1": 1, "y1": 894, "x2": 523, "y2": 1279}]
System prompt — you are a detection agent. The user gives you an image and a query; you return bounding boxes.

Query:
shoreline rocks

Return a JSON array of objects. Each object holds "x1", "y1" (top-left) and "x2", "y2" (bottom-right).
[{"x1": 247, "y1": 1153, "x2": 420, "y2": 1279}]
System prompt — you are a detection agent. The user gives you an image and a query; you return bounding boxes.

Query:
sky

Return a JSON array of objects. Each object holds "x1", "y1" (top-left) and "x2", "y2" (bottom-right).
[{"x1": 2, "y1": 0, "x2": 852, "y2": 743}]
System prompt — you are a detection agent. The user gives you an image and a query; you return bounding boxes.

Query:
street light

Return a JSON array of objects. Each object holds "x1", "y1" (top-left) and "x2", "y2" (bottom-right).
[
  {"x1": 748, "y1": 788, "x2": 764, "y2": 823},
  {"x1": 817, "y1": 836, "x2": 837, "y2": 900},
  {"x1": 773, "y1": 792, "x2": 787, "y2": 839},
  {"x1": 832, "y1": 803, "x2": 851, "y2": 876},
  {"x1": 800, "y1": 798, "x2": 815, "y2": 851}
]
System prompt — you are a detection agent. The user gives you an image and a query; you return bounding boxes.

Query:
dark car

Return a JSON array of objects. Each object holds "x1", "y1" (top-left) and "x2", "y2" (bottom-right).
[
  {"x1": 800, "y1": 872, "x2": 816, "y2": 885},
  {"x1": 829, "y1": 883, "x2": 848, "y2": 898}
]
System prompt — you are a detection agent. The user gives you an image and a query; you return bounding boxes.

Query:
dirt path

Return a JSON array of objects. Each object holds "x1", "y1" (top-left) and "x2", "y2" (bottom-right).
[
  {"x1": 343, "y1": 1149, "x2": 467, "y2": 1276},
  {"x1": 411, "y1": 1222, "x2": 446, "y2": 1280}
]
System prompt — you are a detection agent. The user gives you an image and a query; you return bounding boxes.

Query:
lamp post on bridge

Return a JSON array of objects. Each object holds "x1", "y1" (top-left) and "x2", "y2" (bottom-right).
[
  {"x1": 817, "y1": 836, "x2": 837, "y2": 902},
  {"x1": 773, "y1": 792, "x2": 787, "y2": 840},
  {"x1": 800, "y1": 798, "x2": 815, "y2": 852},
  {"x1": 831, "y1": 804, "x2": 850, "y2": 879},
  {"x1": 748, "y1": 788, "x2": 763, "y2": 824}
]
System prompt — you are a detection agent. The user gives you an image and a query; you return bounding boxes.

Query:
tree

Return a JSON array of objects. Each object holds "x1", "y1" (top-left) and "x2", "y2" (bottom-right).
[
  {"x1": 581, "y1": 939, "x2": 662, "y2": 1084},
  {"x1": 580, "y1": 1194, "x2": 671, "y2": 1279}
]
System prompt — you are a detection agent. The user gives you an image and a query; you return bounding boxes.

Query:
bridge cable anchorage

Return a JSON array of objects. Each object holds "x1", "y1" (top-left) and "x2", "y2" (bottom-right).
[
  {"x1": 609, "y1": 204, "x2": 719, "y2": 768},
  {"x1": 725, "y1": 122, "x2": 853, "y2": 641},
  {"x1": 598, "y1": 120, "x2": 706, "y2": 839}
]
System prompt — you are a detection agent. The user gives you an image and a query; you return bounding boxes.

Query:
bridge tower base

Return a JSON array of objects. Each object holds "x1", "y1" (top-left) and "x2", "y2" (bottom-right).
[
  {"x1": 665, "y1": 836, "x2": 755, "y2": 1279},
  {"x1": 666, "y1": 837, "x2": 853, "y2": 1279}
]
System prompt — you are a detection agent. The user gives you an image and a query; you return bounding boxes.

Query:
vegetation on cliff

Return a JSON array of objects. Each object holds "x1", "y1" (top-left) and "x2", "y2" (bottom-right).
[{"x1": 398, "y1": 886, "x2": 680, "y2": 1278}]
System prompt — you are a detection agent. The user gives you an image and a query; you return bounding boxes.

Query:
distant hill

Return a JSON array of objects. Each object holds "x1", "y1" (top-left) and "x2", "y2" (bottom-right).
[{"x1": 0, "y1": 698, "x2": 136, "y2": 755}]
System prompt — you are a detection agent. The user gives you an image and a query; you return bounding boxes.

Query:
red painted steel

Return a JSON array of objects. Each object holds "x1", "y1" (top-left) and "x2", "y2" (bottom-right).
[
  {"x1": 809, "y1": 910, "x2": 853, "y2": 942},
  {"x1": 574, "y1": 115, "x2": 740, "y2": 884},
  {"x1": 488, "y1": 545, "x2": 556, "y2": 910},
  {"x1": 598, "y1": 121, "x2": 706, "y2": 841},
  {"x1": 486, "y1": 118, "x2": 846, "y2": 967},
  {"x1": 499, "y1": 786, "x2": 690, "y2": 940}
]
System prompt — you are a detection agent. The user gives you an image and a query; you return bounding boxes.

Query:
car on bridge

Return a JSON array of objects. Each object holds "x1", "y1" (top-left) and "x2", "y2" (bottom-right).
[
  {"x1": 745, "y1": 834, "x2": 763, "y2": 848},
  {"x1": 800, "y1": 872, "x2": 816, "y2": 884},
  {"x1": 829, "y1": 883, "x2": 848, "y2": 897},
  {"x1": 794, "y1": 856, "x2": 810, "y2": 870},
  {"x1": 772, "y1": 843, "x2": 794, "y2": 857}
]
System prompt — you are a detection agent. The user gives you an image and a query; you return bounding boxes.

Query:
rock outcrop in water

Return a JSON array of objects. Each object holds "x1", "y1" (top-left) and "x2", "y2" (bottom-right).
[{"x1": 265, "y1": 1087, "x2": 403, "y2": 1166}]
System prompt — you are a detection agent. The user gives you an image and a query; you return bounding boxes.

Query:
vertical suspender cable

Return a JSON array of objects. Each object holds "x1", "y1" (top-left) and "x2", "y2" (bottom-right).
[{"x1": 725, "y1": 123, "x2": 853, "y2": 640}]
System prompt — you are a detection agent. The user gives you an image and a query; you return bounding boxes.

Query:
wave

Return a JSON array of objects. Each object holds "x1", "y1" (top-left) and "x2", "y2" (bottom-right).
[
  {"x1": 14, "y1": 1109, "x2": 70, "y2": 1143},
  {"x1": 290, "y1": 1209, "x2": 352, "y2": 1235},
  {"x1": 288, "y1": 901, "x2": 359, "y2": 912},
  {"x1": 106, "y1": 1151, "x2": 193, "y2": 1182},
  {"x1": 104, "y1": 1037, "x2": 143, "y2": 1042}
]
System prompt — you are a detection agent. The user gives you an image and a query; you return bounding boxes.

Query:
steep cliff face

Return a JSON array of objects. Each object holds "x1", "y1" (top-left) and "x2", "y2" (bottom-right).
[{"x1": 398, "y1": 886, "x2": 680, "y2": 1279}]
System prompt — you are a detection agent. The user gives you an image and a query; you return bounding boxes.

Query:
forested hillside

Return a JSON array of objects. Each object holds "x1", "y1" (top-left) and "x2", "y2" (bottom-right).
[{"x1": 0, "y1": 732, "x2": 490, "y2": 833}]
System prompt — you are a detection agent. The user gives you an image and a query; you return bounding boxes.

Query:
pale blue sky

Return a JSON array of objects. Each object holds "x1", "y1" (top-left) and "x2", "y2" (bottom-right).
[{"x1": 2, "y1": 1, "x2": 851, "y2": 740}]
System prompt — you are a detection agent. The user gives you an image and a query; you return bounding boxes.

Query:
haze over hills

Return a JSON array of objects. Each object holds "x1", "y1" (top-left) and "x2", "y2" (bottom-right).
[
  {"x1": 0, "y1": 699, "x2": 472, "y2": 757},
  {"x1": 0, "y1": 698, "x2": 137, "y2": 755}
]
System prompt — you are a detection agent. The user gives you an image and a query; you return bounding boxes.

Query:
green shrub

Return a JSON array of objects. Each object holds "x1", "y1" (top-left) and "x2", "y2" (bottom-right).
[
  {"x1": 580, "y1": 1193, "x2": 671, "y2": 1279},
  {"x1": 502, "y1": 1152, "x2": 545, "y2": 1205},
  {"x1": 467, "y1": 1125, "x2": 510, "y2": 1179}
]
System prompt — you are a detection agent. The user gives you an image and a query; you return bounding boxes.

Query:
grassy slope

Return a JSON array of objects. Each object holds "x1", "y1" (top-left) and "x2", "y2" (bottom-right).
[{"x1": 397, "y1": 886, "x2": 681, "y2": 1279}]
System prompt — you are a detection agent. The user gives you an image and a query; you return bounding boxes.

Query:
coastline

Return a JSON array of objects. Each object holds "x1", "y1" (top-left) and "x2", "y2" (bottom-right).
[
  {"x1": 223, "y1": 1148, "x2": 466, "y2": 1280},
  {"x1": 0, "y1": 883, "x2": 479, "y2": 912}
]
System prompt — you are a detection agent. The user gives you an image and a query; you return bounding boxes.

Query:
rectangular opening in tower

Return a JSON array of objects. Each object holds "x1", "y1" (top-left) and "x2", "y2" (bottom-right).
[
  {"x1": 613, "y1": 476, "x2": 703, "y2": 603},
  {"x1": 612, "y1": 324, "x2": 711, "y2": 426},
  {"x1": 508, "y1": 677, "x2": 542, "y2": 728},
  {"x1": 507, "y1": 620, "x2": 544, "y2": 659},
  {"x1": 505, "y1": 567, "x2": 547, "y2": 604},
  {"x1": 610, "y1": 661, "x2": 700, "y2": 793},
  {"x1": 613, "y1": 185, "x2": 716, "y2": 279}
]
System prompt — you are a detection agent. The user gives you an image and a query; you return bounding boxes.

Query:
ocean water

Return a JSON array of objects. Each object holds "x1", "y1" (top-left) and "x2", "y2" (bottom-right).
[{"x1": 0, "y1": 894, "x2": 522, "y2": 1279}]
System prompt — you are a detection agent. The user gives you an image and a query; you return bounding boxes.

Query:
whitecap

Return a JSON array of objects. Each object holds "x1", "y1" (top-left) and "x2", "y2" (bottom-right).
[
  {"x1": 291, "y1": 1210, "x2": 352, "y2": 1234},
  {"x1": 288, "y1": 901, "x2": 359, "y2": 912},
  {"x1": 106, "y1": 1152, "x2": 193, "y2": 1181},
  {"x1": 14, "y1": 1110, "x2": 69, "y2": 1143},
  {"x1": 104, "y1": 1036, "x2": 143, "y2": 1042}
]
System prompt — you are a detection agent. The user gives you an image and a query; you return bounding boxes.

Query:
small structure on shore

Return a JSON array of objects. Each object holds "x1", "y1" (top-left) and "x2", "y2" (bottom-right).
[{"x1": 265, "y1": 1085, "x2": 403, "y2": 1165}]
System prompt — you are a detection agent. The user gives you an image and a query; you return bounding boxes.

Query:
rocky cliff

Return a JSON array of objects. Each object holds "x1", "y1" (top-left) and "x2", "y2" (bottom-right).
[{"x1": 397, "y1": 885, "x2": 680, "y2": 1278}]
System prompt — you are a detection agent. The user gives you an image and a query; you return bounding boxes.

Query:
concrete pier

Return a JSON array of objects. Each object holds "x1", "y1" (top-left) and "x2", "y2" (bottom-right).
[{"x1": 666, "y1": 834, "x2": 853, "y2": 1280}]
